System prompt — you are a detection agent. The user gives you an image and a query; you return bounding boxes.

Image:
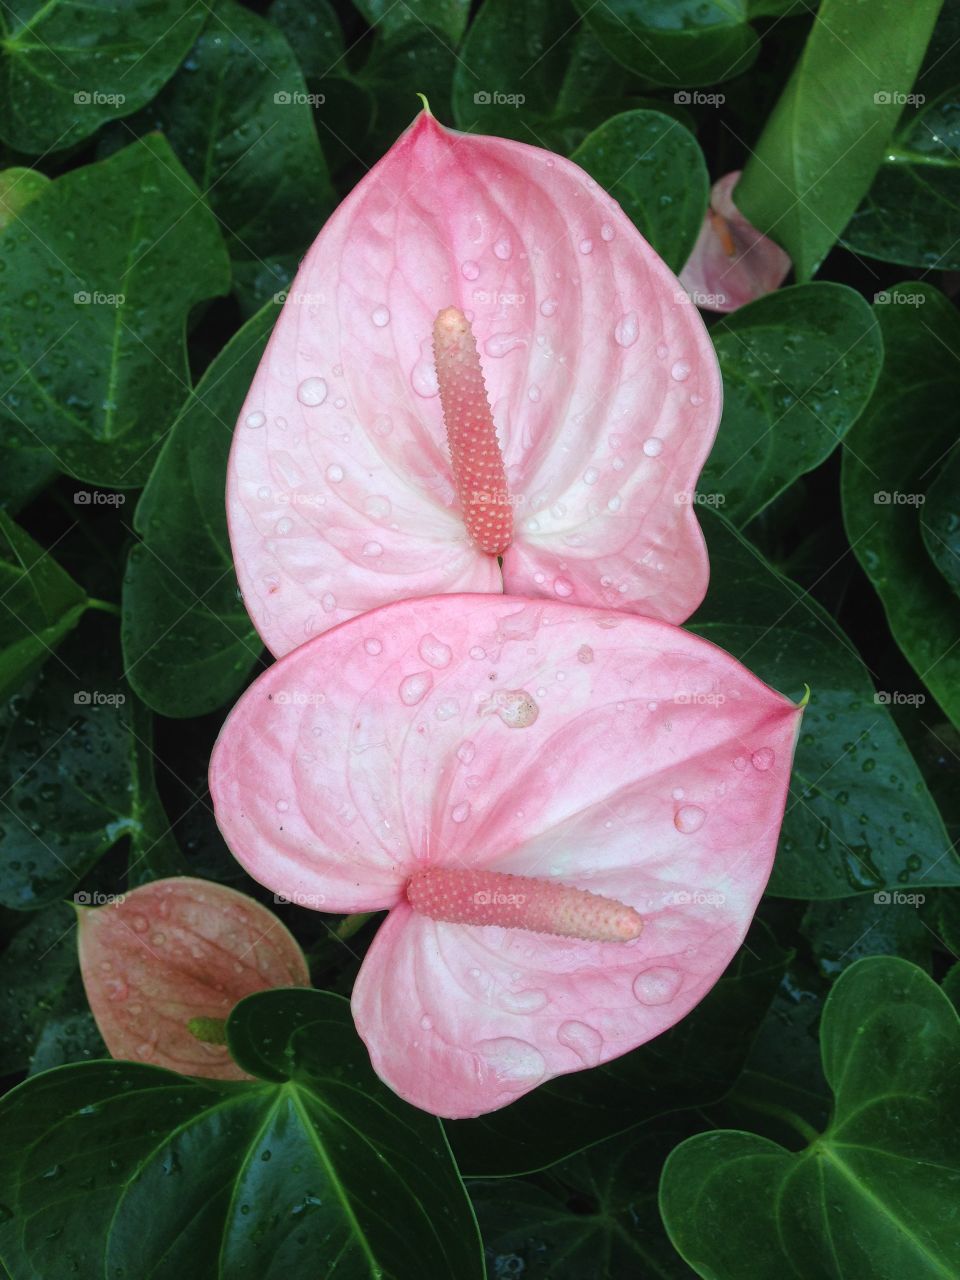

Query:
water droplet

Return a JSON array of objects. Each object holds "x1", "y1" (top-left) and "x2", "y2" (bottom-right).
[
  {"x1": 557, "y1": 1020, "x2": 603, "y2": 1065},
  {"x1": 321, "y1": 591, "x2": 336, "y2": 612},
  {"x1": 326, "y1": 463, "x2": 344, "y2": 483},
  {"x1": 577, "y1": 644, "x2": 594, "y2": 663},
  {"x1": 671, "y1": 360, "x2": 691, "y2": 382},
  {"x1": 539, "y1": 297, "x2": 558, "y2": 317},
  {"x1": 633, "y1": 966, "x2": 682, "y2": 1005},
  {"x1": 457, "y1": 740, "x2": 476, "y2": 764},
  {"x1": 752, "y1": 747, "x2": 776, "y2": 771},
  {"x1": 690, "y1": 393, "x2": 704, "y2": 406},
  {"x1": 484, "y1": 332, "x2": 525, "y2": 358},
  {"x1": 371, "y1": 305, "x2": 390, "y2": 327},
  {"x1": 131, "y1": 914, "x2": 149, "y2": 933},
  {"x1": 476, "y1": 1037, "x2": 546, "y2": 1084},
  {"x1": 362, "y1": 541, "x2": 382, "y2": 557},
  {"x1": 485, "y1": 689, "x2": 540, "y2": 728},
  {"x1": 656, "y1": 342, "x2": 669, "y2": 360},
  {"x1": 435, "y1": 698, "x2": 460, "y2": 721},
  {"x1": 364, "y1": 637, "x2": 383, "y2": 656},
  {"x1": 600, "y1": 223, "x2": 615, "y2": 242},
  {"x1": 614, "y1": 311, "x2": 639, "y2": 347},
  {"x1": 674, "y1": 804, "x2": 706, "y2": 833},
  {"x1": 418, "y1": 633, "x2": 452, "y2": 668},
  {"x1": 554, "y1": 577, "x2": 573, "y2": 597},
  {"x1": 276, "y1": 799, "x2": 290, "y2": 813},
  {"x1": 297, "y1": 377, "x2": 327, "y2": 406},
  {"x1": 499, "y1": 987, "x2": 548, "y2": 1012},
  {"x1": 411, "y1": 341, "x2": 439, "y2": 397},
  {"x1": 363, "y1": 495, "x2": 391, "y2": 520},
  {"x1": 579, "y1": 238, "x2": 593, "y2": 254},
  {"x1": 399, "y1": 672, "x2": 432, "y2": 706},
  {"x1": 643, "y1": 437, "x2": 664, "y2": 457},
  {"x1": 461, "y1": 260, "x2": 480, "y2": 280},
  {"x1": 245, "y1": 410, "x2": 266, "y2": 429},
  {"x1": 528, "y1": 384, "x2": 541, "y2": 402},
  {"x1": 275, "y1": 517, "x2": 293, "y2": 535},
  {"x1": 493, "y1": 237, "x2": 512, "y2": 260},
  {"x1": 420, "y1": 1014, "x2": 433, "y2": 1030},
  {"x1": 583, "y1": 467, "x2": 599, "y2": 485},
  {"x1": 451, "y1": 801, "x2": 471, "y2": 824}
]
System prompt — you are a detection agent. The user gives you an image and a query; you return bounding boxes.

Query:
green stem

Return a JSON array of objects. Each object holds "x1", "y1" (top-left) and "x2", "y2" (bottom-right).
[
  {"x1": 336, "y1": 912, "x2": 373, "y2": 941},
  {"x1": 87, "y1": 597, "x2": 121, "y2": 617},
  {"x1": 728, "y1": 1092, "x2": 821, "y2": 1145}
]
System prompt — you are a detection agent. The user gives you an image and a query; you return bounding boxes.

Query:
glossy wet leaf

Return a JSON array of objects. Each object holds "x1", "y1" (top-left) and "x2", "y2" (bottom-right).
[
  {"x1": 0, "y1": 619, "x2": 184, "y2": 910},
  {"x1": 446, "y1": 922, "x2": 787, "y2": 1174},
  {"x1": 842, "y1": 282, "x2": 960, "y2": 730},
  {"x1": 268, "y1": 0, "x2": 343, "y2": 81},
  {"x1": 692, "y1": 508, "x2": 956, "y2": 897},
  {"x1": 0, "y1": 168, "x2": 48, "y2": 230},
  {"x1": 571, "y1": 0, "x2": 760, "y2": 88},
  {"x1": 801, "y1": 893, "x2": 934, "y2": 977},
  {"x1": 122, "y1": 306, "x2": 270, "y2": 718},
  {"x1": 472, "y1": 1124, "x2": 698, "y2": 1278},
  {"x1": 0, "y1": 903, "x2": 78, "y2": 1073},
  {"x1": 570, "y1": 110, "x2": 709, "y2": 273},
  {"x1": 0, "y1": 0, "x2": 206, "y2": 153},
  {"x1": 354, "y1": 0, "x2": 470, "y2": 44},
  {"x1": 661, "y1": 957, "x2": 960, "y2": 1280},
  {"x1": 921, "y1": 444, "x2": 960, "y2": 597},
  {"x1": 0, "y1": 990, "x2": 484, "y2": 1279},
  {"x1": 700, "y1": 284, "x2": 883, "y2": 522},
  {"x1": 127, "y1": 0, "x2": 335, "y2": 264},
  {"x1": 0, "y1": 135, "x2": 230, "y2": 487},
  {"x1": 0, "y1": 511, "x2": 88, "y2": 699},
  {"x1": 735, "y1": 0, "x2": 943, "y2": 281},
  {"x1": 452, "y1": 0, "x2": 639, "y2": 152}
]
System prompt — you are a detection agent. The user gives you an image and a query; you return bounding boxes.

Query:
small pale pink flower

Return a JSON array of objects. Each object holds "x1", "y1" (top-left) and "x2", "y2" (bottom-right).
[
  {"x1": 680, "y1": 171, "x2": 792, "y2": 313},
  {"x1": 209, "y1": 595, "x2": 802, "y2": 1117},
  {"x1": 228, "y1": 111, "x2": 722, "y2": 658},
  {"x1": 77, "y1": 876, "x2": 310, "y2": 1079}
]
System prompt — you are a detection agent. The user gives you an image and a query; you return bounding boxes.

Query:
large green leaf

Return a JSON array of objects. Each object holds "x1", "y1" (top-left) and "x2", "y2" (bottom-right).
[
  {"x1": 0, "y1": 903, "x2": 77, "y2": 1073},
  {"x1": 128, "y1": 1, "x2": 334, "y2": 264},
  {"x1": 0, "y1": 511, "x2": 87, "y2": 698},
  {"x1": 570, "y1": 110, "x2": 708, "y2": 273},
  {"x1": 571, "y1": 0, "x2": 760, "y2": 88},
  {"x1": 0, "y1": 619, "x2": 184, "y2": 910},
  {"x1": 700, "y1": 284, "x2": 883, "y2": 523},
  {"x1": 692, "y1": 509, "x2": 956, "y2": 897},
  {"x1": 0, "y1": 135, "x2": 230, "y2": 488},
  {"x1": 353, "y1": 0, "x2": 470, "y2": 44},
  {"x1": 660, "y1": 957, "x2": 960, "y2": 1280},
  {"x1": 841, "y1": 282, "x2": 960, "y2": 730},
  {"x1": 0, "y1": 989, "x2": 484, "y2": 1279},
  {"x1": 446, "y1": 922, "x2": 787, "y2": 1175},
  {"x1": 921, "y1": 444, "x2": 960, "y2": 597},
  {"x1": 452, "y1": 0, "x2": 639, "y2": 153},
  {"x1": 0, "y1": 0, "x2": 206, "y2": 153},
  {"x1": 735, "y1": 0, "x2": 944, "y2": 281},
  {"x1": 121, "y1": 306, "x2": 270, "y2": 719},
  {"x1": 801, "y1": 893, "x2": 935, "y2": 977}
]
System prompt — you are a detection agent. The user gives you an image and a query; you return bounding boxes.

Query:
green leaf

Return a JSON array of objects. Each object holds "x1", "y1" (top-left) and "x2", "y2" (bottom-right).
[
  {"x1": 452, "y1": 0, "x2": 640, "y2": 153},
  {"x1": 353, "y1": 0, "x2": 470, "y2": 44},
  {"x1": 472, "y1": 1124, "x2": 698, "y2": 1278},
  {"x1": 0, "y1": 989, "x2": 485, "y2": 1279},
  {"x1": 121, "y1": 306, "x2": 270, "y2": 719},
  {"x1": 0, "y1": 511, "x2": 87, "y2": 698},
  {"x1": 130, "y1": 1, "x2": 334, "y2": 264},
  {"x1": 841, "y1": 282, "x2": 960, "y2": 730},
  {"x1": 447, "y1": 922, "x2": 787, "y2": 1175},
  {"x1": 660, "y1": 957, "x2": 960, "y2": 1280},
  {"x1": 0, "y1": 135, "x2": 230, "y2": 488},
  {"x1": 692, "y1": 508, "x2": 956, "y2": 897},
  {"x1": 0, "y1": 0, "x2": 206, "y2": 153},
  {"x1": 921, "y1": 444, "x2": 960, "y2": 597},
  {"x1": 701, "y1": 284, "x2": 883, "y2": 523},
  {"x1": 0, "y1": 618, "x2": 183, "y2": 909},
  {"x1": 0, "y1": 903, "x2": 77, "y2": 1073},
  {"x1": 571, "y1": 0, "x2": 760, "y2": 88},
  {"x1": 0, "y1": 166, "x2": 48, "y2": 230},
  {"x1": 801, "y1": 893, "x2": 935, "y2": 977},
  {"x1": 268, "y1": 0, "x2": 344, "y2": 81},
  {"x1": 358, "y1": 25, "x2": 456, "y2": 157},
  {"x1": 570, "y1": 110, "x2": 708, "y2": 273},
  {"x1": 735, "y1": 0, "x2": 944, "y2": 281}
]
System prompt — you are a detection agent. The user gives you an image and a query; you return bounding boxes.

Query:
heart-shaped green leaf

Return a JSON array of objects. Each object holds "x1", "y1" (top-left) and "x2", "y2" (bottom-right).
[
  {"x1": 353, "y1": 0, "x2": 470, "y2": 44},
  {"x1": 0, "y1": 135, "x2": 229, "y2": 488},
  {"x1": 700, "y1": 284, "x2": 883, "y2": 523},
  {"x1": 0, "y1": 989, "x2": 484, "y2": 1279},
  {"x1": 570, "y1": 109, "x2": 709, "y2": 273},
  {"x1": 660, "y1": 956, "x2": 960, "y2": 1280},
  {"x1": 121, "y1": 306, "x2": 270, "y2": 718},
  {"x1": 842, "y1": 282, "x2": 960, "y2": 730},
  {"x1": 735, "y1": 0, "x2": 943, "y2": 280},
  {"x1": 921, "y1": 445, "x2": 960, "y2": 597},
  {"x1": 692, "y1": 508, "x2": 955, "y2": 897}
]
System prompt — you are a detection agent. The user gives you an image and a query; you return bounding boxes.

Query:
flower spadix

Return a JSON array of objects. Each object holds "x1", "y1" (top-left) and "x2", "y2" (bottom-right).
[
  {"x1": 77, "y1": 877, "x2": 309, "y2": 1080},
  {"x1": 680, "y1": 171, "x2": 792, "y2": 313},
  {"x1": 228, "y1": 111, "x2": 722, "y2": 658},
  {"x1": 210, "y1": 595, "x2": 802, "y2": 1117}
]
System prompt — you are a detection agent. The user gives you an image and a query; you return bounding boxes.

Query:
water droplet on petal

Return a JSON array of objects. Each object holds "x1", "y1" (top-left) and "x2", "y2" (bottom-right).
[
  {"x1": 554, "y1": 577, "x2": 573, "y2": 597},
  {"x1": 321, "y1": 592, "x2": 336, "y2": 612},
  {"x1": 539, "y1": 297, "x2": 558, "y2": 317},
  {"x1": 476, "y1": 1037, "x2": 546, "y2": 1084},
  {"x1": 528, "y1": 384, "x2": 541, "y2": 402},
  {"x1": 461, "y1": 260, "x2": 480, "y2": 280},
  {"x1": 671, "y1": 360, "x2": 691, "y2": 382},
  {"x1": 451, "y1": 801, "x2": 471, "y2": 824},
  {"x1": 583, "y1": 467, "x2": 599, "y2": 485},
  {"x1": 326, "y1": 464, "x2": 344, "y2": 483},
  {"x1": 371, "y1": 305, "x2": 390, "y2": 327},
  {"x1": 752, "y1": 747, "x2": 776, "y2": 771},
  {"x1": 674, "y1": 804, "x2": 706, "y2": 833},
  {"x1": 399, "y1": 672, "x2": 432, "y2": 705},
  {"x1": 614, "y1": 311, "x2": 639, "y2": 347},
  {"x1": 633, "y1": 966, "x2": 682, "y2": 1005},
  {"x1": 419, "y1": 633, "x2": 452, "y2": 668},
  {"x1": 493, "y1": 237, "x2": 512, "y2": 260},
  {"x1": 579, "y1": 238, "x2": 593, "y2": 254},
  {"x1": 245, "y1": 410, "x2": 266, "y2": 429},
  {"x1": 557, "y1": 1020, "x2": 603, "y2": 1065},
  {"x1": 364, "y1": 638, "x2": 383, "y2": 656},
  {"x1": 643, "y1": 437, "x2": 663, "y2": 458},
  {"x1": 457, "y1": 740, "x2": 476, "y2": 764},
  {"x1": 499, "y1": 987, "x2": 548, "y2": 1012},
  {"x1": 484, "y1": 332, "x2": 525, "y2": 358},
  {"x1": 362, "y1": 541, "x2": 382, "y2": 557},
  {"x1": 297, "y1": 377, "x2": 327, "y2": 406}
]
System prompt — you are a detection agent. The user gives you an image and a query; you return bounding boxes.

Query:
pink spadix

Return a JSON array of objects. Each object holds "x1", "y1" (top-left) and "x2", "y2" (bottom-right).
[
  {"x1": 433, "y1": 307, "x2": 513, "y2": 555},
  {"x1": 407, "y1": 867, "x2": 644, "y2": 942}
]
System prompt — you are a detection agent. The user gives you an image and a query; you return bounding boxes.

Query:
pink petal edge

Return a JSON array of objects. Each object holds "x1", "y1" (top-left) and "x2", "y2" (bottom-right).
[
  {"x1": 77, "y1": 876, "x2": 310, "y2": 1080},
  {"x1": 210, "y1": 594, "x2": 802, "y2": 1115},
  {"x1": 228, "y1": 112, "x2": 722, "y2": 657}
]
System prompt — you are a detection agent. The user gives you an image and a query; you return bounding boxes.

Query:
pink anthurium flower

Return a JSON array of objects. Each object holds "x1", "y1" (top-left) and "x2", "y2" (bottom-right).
[
  {"x1": 77, "y1": 876, "x2": 310, "y2": 1080},
  {"x1": 209, "y1": 595, "x2": 802, "y2": 1117},
  {"x1": 228, "y1": 109, "x2": 723, "y2": 659},
  {"x1": 680, "y1": 171, "x2": 792, "y2": 313}
]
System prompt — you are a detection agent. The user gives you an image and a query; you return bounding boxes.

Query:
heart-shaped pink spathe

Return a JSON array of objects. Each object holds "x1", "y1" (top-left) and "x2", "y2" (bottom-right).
[
  {"x1": 228, "y1": 110, "x2": 722, "y2": 659},
  {"x1": 77, "y1": 876, "x2": 310, "y2": 1080},
  {"x1": 680, "y1": 170, "x2": 792, "y2": 313},
  {"x1": 209, "y1": 594, "x2": 802, "y2": 1117}
]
